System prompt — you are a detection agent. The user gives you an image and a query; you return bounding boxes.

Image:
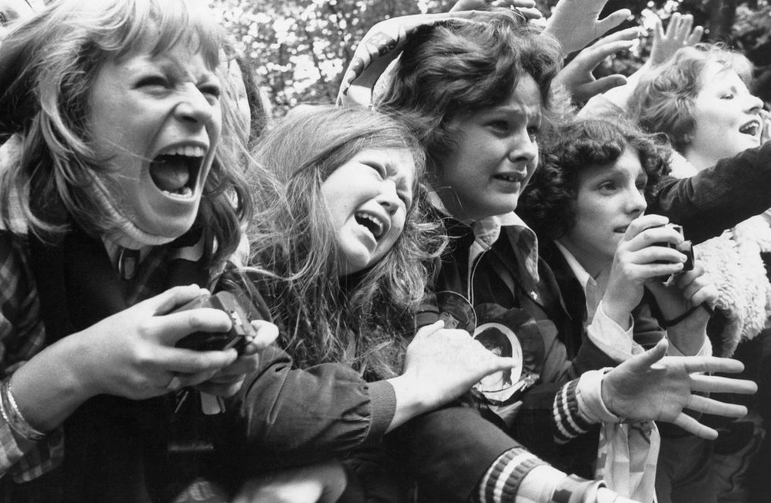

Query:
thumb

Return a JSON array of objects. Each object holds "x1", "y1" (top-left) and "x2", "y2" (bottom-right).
[
  {"x1": 487, "y1": 355, "x2": 518, "y2": 374},
  {"x1": 250, "y1": 319, "x2": 279, "y2": 349},
  {"x1": 414, "y1": 320, "x2": 446, "y2": 340},
  {"x1": 582, "y1": 75, "x2": 628, "y2": 96},
  {"x1": 596, "y1": 9, "x2": 632, "y2": 37},
  {"x1": 626, "y1": 338, "x2": 668, "y2": 372},
  {"x1": 145, "y1": 284, "x2": 207, "y2": 316}
]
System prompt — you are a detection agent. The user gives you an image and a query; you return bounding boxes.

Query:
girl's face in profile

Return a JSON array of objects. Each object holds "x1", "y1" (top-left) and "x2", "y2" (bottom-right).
[
  {"x1": 434, "y1": 74, "x2": 542, "y2": 221},
  {"x1": 559, "y1": 149, "x2": 648, "y2": 271},
  {"x1": 685, "y1": 62, "x2": 764, "y2": 168},
  {"x1": 88, "y1": 36, "x2": 222, "y2": 239},
  {"x1": 321, "y1": 147, "x2": 415, "y2": 276}
]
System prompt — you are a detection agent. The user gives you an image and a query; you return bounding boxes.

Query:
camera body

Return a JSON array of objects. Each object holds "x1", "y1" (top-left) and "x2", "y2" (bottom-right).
[
  {"x1": 174, "y1": 291, "x2": 257, "y2": 354},
  {"x1": 654, "y1": 224, "x2": 694, "y2": 279}
]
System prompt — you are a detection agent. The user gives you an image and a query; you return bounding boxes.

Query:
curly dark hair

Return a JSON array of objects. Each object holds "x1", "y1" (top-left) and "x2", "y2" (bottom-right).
[{"x1": 519, "y1": 119, "x2": 671, "y2": 240}]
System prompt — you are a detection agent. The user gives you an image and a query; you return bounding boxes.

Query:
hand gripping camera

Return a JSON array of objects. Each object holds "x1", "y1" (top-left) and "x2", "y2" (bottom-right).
[{"x1": 174, "y1": 291, "x2": 257, "y2": 354}]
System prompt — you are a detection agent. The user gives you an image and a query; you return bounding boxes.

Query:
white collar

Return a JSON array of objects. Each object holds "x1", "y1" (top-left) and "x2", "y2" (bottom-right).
[{"x1": 554, "y1": 240, "x2": 592, "y2": 288}]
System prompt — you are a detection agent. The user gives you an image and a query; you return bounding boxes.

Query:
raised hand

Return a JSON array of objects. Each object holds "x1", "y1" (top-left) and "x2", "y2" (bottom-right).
[
  {"x1": 233, "y1": 461, "x2": 347, "y2": 503},
  {"x1": 554, "y1": 26, "x2": 640, "y2": 104},
  {"x1": 543, "y1": 0, "x2": 631, "y2": 55},
  {"x1": 386, "y1": 320, "x2": 517, "y2": 430},
  {"x1": 602, "y1": 339, "x2": 757, "y2": 439},
  {"x1": 648, "y1": 13, "x2": 704, "y2": 67},
  {"x1": 338, "y1": 12, "x2": 471, "y2": 106},
  {"x1": 450, "y1": 0, "x2": 543, "y2": 20}
]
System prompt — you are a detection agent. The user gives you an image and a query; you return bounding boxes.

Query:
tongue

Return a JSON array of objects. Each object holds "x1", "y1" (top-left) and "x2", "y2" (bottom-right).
[{"x1": 150, "y1": 157, "x2": 190, "y2": 192}]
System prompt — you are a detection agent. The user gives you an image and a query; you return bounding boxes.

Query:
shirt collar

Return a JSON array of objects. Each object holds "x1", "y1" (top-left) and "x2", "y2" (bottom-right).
[
  {"x1": 429, "y1": 191, "x2": 540, "y2": 281},
  {"x1": 554, "y1": 240, "x2": 603, "y2": 321},
  {"x1": 554, "y1": 240, "x2": 591, "y2": 288},
  {"x1": 429, "y1": 191, "x2": 530, "y2": 245}
]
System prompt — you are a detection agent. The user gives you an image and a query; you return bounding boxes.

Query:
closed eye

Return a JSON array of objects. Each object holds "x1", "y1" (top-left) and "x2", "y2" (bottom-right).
[
  {"x1": 364, "y1": 162, "x2": 387, "y2": 178},
  {"x1": 199, "y1": 83, "x2": 221, "y2": 100},
  {"x1": 136, "y1": 75, "x2": 169, "y2": 90},
  {"x1": 398, "y1": 191, "x2": 413, "y2": 210}
]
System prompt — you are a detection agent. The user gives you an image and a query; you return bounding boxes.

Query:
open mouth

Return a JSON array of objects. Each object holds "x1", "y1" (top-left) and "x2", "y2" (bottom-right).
[
  {"x1": 739, "y1": 120, "x2": 760, "y2": 137},
  {"x1": 493, "y1": 173, "x2": 524, "y2": 183},
  {"x1": 149, "y1": 145, "x2": 206, "y2": 197},
  {"x1": 355, "y1": 211, "x2": 385, "y2": 239},
  {"x1": 613, "y1": 224, "x2": 630, "y2": 233}
]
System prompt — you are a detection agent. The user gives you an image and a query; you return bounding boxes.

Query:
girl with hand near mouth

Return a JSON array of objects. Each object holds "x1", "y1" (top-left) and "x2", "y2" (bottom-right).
[
  {"x1": 519, "y1": 118, "x2": 719, "y2": 503},
  {"x1": 0, "y1": 0, "x2": 275, "y2": 501},
  {"x1": 520, "y1": 119, "x2": 717, "y2": 362}
]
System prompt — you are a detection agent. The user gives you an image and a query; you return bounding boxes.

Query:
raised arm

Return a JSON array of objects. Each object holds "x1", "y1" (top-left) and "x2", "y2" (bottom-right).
[{"x1": 542, "y1": 0, "x2": 630, "y2": 56}]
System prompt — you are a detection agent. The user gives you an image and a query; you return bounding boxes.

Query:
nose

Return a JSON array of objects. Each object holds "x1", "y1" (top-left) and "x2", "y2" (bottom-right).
[
  {"x1": 507, "y1": 130, "x2": 537, "y2": 164},
  {"x1": 378, "y1": 180, "x2": 400, "y2": 215},
  {"x1": 174, "y1": 84, "x2": 215, "y2": 127},
  {"x1": 746, "y1": 93, "x2": 764, "y2": 115},
  {"x1": 626, "y1": 188, "x2": 647, "y2": 215}
]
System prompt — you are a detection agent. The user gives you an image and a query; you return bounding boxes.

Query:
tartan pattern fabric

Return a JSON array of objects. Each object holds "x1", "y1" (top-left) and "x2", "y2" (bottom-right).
[{"x1": 0, "y1": 232, "x2": 172, "y2": 483}]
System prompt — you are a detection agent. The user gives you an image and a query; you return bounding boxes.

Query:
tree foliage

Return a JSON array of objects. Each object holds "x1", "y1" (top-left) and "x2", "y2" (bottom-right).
[{"x1": 209, "y1": 0, "x2": 771, "y2": 116}]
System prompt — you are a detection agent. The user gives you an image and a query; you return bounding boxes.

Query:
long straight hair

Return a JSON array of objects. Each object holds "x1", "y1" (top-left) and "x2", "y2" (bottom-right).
[{"x1": 246, "y1": 106, "x2": 446, "y2": 378}]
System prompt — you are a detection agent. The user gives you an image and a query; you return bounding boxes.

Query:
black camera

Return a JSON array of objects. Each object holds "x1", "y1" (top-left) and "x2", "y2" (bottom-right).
[
  {"x1": 174, "y1": 291, "x2": 258, "y2": 354},
  {"x1": 654, "y1": 224, "x2": 694, "y2": 279}
]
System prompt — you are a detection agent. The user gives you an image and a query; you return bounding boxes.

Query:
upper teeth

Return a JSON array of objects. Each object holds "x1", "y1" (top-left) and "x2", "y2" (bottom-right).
[
  {"x1": 160, "y1": 145, "x2": 206, "y2": 157},
  {"x1": 357, "y1": 212, "x2": 384, "y2": 238},
  {"x1": 740, "y1": 122, "x2": 759, "y2": 135}
]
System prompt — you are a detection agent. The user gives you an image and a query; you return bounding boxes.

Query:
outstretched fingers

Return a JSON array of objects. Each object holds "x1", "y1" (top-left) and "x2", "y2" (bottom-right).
[
  {"x1": 671, "y1": 413, "x2": 718, "y2": 440},
  {"x1": 690, "y1": 373, "x2": 758, "y2": 395},
  {"x1": 595, "y1": 8, "x2": 631, "y2": 39},
  {"x1": 681, "y1": 356, "x2": 745, "y2": 375},
  {"x1": 685, "y1": 393, "x2": 749, "y2": 419}
]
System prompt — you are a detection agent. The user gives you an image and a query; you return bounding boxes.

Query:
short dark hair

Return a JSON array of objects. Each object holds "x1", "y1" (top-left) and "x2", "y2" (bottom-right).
[{"x1": 376, "y1": 10, "x2": 562, "y2": 179}]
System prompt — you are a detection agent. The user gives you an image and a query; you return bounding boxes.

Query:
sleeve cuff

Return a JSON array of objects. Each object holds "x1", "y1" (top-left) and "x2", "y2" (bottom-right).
[
  {"x1": 553, "y1": 379, "x2": 595, "y2": 444},
  {"x1": 576, "y1": 369, "x2": 622, "y2": 424},
  {"x1": 0, "y1": 421, "x2": 25, "y2": 478},
  {"x1": 667, "y1": 334, "x2": 712, "y2": 358},
  {"x1": 366, "y1": 380, "x2": 396, "y2": 440},
  {"x1": 474, "y1": 446, "x2": 547, "y2": 503},
  {"x1": 587, "y1": 301, "x2": 644, "y2": 362}
]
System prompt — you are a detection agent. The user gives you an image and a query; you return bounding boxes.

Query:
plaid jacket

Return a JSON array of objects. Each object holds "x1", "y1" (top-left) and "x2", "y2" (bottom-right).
[{"x1": 0, "y1": 231, "x2": 173, "y2": 486}]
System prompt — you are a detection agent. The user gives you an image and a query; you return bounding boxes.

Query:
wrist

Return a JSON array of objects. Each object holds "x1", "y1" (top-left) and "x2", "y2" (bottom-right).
[
  {"x1": 599, "y1": 300, "x2": 632, "y2": 331},
  {"x1": 385, "y1": 374, "x2": 430, "y2": 430},
  {"x1": 12, "y1": 336, "x2": 96, "y2": 431}
]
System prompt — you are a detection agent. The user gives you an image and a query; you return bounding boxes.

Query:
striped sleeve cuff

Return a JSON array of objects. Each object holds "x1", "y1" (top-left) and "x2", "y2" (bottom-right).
[
  {"x1": 553, "y1": 378, "x2": 594, "y2": 444},
  {"x1": 474, "y1": 446, "x2": 546, "y2": 503}
]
